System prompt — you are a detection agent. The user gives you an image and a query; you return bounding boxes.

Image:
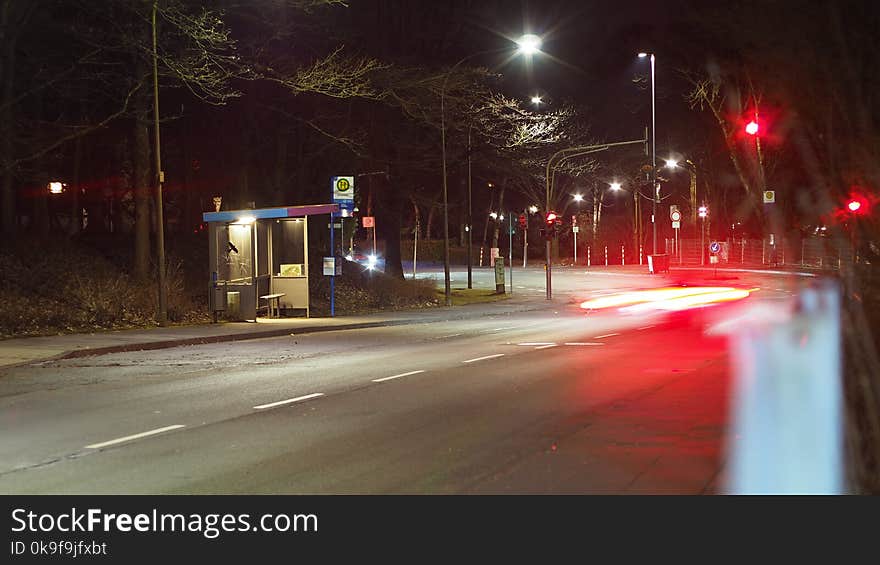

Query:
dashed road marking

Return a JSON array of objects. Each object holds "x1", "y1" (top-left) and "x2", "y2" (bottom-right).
[
  {"x1": 373, "y1": 370, "x2": 425, "y2": 383},
  {"x1": 535, "y1": 344, "x2": 558, "y2": 350},
  {"x1": 517, "y1": 342, "x2": 555, "y2": 346},
  {"x1": 463, "y1": 354, "x2": 505, "y2": 364},
  {"x1": 564, "y1": 342, "x2": 604, "y2": 346},
  {"x1": 593, "y1": 333, "x2": 620, "y2": 339},
  {"x1": 85, "y1": 425, "x2": 185, "y2": 450},
  {"x1": 254, "y1": 393, "x2": 324, "y2": 410}
]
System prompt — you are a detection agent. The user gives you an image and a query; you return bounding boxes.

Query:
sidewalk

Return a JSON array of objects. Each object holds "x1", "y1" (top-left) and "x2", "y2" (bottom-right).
[{"x1": 0, "y1": 296, "x2": 545, "y2": 370}]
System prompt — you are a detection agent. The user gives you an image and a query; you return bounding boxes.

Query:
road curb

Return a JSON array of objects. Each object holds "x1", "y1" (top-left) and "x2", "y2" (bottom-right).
[{"x1": 39, "y1": 300, "x2": 548, "y2": 363}]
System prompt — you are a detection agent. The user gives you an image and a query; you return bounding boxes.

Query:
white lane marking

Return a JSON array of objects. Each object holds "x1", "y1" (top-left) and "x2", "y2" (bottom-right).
[
  {"x1": 535, "y1": 344, "x2": 558, "y2": 350},
  {"x1": 441, "y1": 333, "x2": 462, "y2": 338},
  {"x1": 517, "y1": 342, "x2": 555, "y2": 346},
  {"x1": 463, "y1": 354, "x2": 505, "y2": 364},
  {"x1": 253, "y1": 393, "x2": 324, "y2": 410},
  {"x1": 637, "y1": 325, "x2": 655, "y2": 330},
  {"x1": 373, "y1": 370, "x2": 425, "y2": 383},
  {"x1": 593, "y1": 333, "x2": 620, "y2": 339},
  {"x1": 85, "y1": 425, "x2": 185, "y2": 450},
  {"x1": 564, "y1": 342, "x2": 604, "y2": 346}
]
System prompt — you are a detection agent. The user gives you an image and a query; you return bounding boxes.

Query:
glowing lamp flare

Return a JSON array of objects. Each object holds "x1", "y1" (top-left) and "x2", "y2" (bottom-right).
[
  {"x1": 847, "y1": 200, "x2": 862, "y2": 212},
  {"x1": 745, "y1": 120, "x2": 759, "y2": 135},
  {"x1": 516, "y1": 34, "x2": 542, "y2": 55}
]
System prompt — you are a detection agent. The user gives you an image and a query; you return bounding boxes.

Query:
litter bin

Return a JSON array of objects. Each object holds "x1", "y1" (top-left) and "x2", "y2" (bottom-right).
[
  {"x1": 648, "y1": 254, "x2": 670, "y2": 274},
  {"x1": 226, "y1": 291, "x2": 241, "y2": 321}
]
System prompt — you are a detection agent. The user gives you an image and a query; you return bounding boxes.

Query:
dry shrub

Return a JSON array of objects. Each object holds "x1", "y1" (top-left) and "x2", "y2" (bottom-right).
[{"x1": 0, "y1": 241, "x2": 208, "y2": 338}]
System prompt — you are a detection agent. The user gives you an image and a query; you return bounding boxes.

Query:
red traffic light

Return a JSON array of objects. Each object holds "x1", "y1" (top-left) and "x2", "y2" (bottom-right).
[
  {"x1": 745, "y1": 120, "x2": 759, "y2": 135},
  {"x1": 545, "y1": 211, "x2": 557, "y2": 224},
  {"x1": 518, "y1": 214, "x2": 527, "y2": 228},
  {"x1": 847, "y1": 200, "x2": 862, "y2": 213}
]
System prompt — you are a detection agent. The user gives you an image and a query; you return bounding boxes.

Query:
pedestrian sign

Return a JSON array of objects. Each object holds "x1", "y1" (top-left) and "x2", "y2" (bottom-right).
[{"x1": 709, "y1": 241, "x2": 721, "y2": 253}]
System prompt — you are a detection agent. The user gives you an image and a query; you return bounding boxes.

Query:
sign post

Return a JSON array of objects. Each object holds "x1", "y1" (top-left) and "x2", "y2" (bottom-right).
[
  {"x1": 671, "y1": 208, "x2": 682, "y2": 264},
  {"x1": 329, "y1": 176, "x2": 355, "y2": 317},
  {"x1": 709, "y1": 240, "x2": 721, "y2": 277}
]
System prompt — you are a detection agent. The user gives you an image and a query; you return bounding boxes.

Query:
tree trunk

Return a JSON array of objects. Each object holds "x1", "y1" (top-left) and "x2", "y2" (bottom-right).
[
  {"x1": 0, "y1": 1, "x2": 18, "y2": 237},
  {"x1": 379, "y1": 170, "x2": 404, "y2": 280},
  {"x1": 133, "y1": 96, "x2": 151, "y2": 278}
]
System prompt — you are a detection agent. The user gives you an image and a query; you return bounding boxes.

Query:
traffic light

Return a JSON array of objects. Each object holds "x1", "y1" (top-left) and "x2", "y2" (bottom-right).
[
  {"x1": 518, "y1": 213, "x2": 527, "y2": 230},
  {"x1": 848, "y1": 199, "x2": 862, "y2": 213},
  {"x1": 745, "y1": 120, "x2": 759, "y2": 136},
  {"x1": 543, "y1": 211, "x2": 558, "y2": 240}
]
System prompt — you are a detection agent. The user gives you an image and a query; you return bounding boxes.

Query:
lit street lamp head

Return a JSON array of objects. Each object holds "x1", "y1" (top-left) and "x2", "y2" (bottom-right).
[
  {"x1": 531, "y1": 95, "x2": 543, "y2": 106},
  {"x1": 516, "y1": 34, "x2": 542, "y2": 56},
  {"x1": 609, "y1": 182, "x2": 622, "y2": 191},
  {"x1": 638, "y1": 52, "x2": 648, "y2": 58},
  {"x1": 665, "y1": 159, "x2": 678, "y2": 169},
  {"x1": 573, "y1": 193, "x2": 583, "y2": 202}
]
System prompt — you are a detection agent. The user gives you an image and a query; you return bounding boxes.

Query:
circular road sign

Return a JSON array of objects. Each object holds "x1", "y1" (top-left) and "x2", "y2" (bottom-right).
[
  {"x1": 671, "y1": 210, "x2": 682, "y2": 222},
  {"x1": 335, "y1": 177, "x2": 351, "y2": 192},
  {"x1": 709, "y1": 241, "x2": 721, "y2": 253}
]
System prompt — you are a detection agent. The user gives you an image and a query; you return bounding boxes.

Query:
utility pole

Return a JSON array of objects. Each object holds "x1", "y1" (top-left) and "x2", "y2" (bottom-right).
[{"x1": 152, "y1": 2, "x2": 167, "y2": 325}]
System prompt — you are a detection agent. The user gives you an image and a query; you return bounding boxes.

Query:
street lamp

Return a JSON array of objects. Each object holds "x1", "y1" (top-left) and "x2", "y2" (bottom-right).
[
  {"x1": 441, "y1": 34, "x2": 541, "y2": 306},
  {"x1": 638, "y1": 51, "x2": 657, "y2": 255},
  {"x1": 609, "y1": 182, "x2": 622, "y2": 192},
  {"x1": 531, "y1": 95, "x2": 543, "y2": 106}
]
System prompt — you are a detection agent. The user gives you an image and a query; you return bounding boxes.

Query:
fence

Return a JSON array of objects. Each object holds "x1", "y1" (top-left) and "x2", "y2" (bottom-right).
[{"x1": 663, "y1": 236, "x2": 852, "y2": 269}]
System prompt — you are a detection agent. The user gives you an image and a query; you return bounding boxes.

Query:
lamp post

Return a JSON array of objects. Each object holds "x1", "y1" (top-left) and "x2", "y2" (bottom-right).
[
  {"x1": 638, "y1": 52, "x2": 657, "y2": 255},
  {"x1": 440, "y1": 34, "x2": 540, "y2": 306}
]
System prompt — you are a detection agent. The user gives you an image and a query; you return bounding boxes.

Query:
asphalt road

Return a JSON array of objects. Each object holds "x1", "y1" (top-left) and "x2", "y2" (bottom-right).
[{"x1": 0, "y1": 267, "x2": 803, "y2": 493}]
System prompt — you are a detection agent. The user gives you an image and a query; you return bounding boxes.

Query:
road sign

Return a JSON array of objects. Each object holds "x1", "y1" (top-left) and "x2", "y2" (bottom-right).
[
  {"x1": 332, "y1": 176, "x2": 355, "y2": 213},
  {"x1": 671, "y1": 209, "x2": 682, "y2": 222},
  {"x1": 362, "y1": 216, "x2": 375, "y2": 228},
  {"x1": 763, "y1": 190, "x2": 775, "y2": 203},
  {"x1": 709, "y1": 241, "x2": 721, "y2": 253},
  {"x1": 572, "y1": 226, "x2": 579, "y2": 233},
  {"x1": 672, "y1": 221, "x2": 680, "y2": 229}
]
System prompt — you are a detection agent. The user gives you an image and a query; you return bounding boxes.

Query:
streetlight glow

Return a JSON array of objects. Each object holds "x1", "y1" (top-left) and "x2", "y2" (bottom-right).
[
  {"x1": 573, "y1": 193, "x2": 583, "y2": 202},
  {"x1": 489, "y1": 212, "x2": 498, "y2": 219},
  {"x1": 48, "y1": 181, "x2": 64, "y2": 194},
  {"x1": 665, "y1": 159, "x2": 678, "y2": 169},
  {"x1": 529, "y1": 205, "x2": 539, "y2": 214},
  {"x1": 516, "y1": 34, "x2": 542, "y2": 55},
  {"x1": 531, "y1": 95, "x2": 543, "y2": 105},
  {"x1": 609, "y1": 182, "x2": 622, "y2": 191}
]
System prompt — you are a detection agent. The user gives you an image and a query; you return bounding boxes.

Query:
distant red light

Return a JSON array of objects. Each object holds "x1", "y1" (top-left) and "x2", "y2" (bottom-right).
[
  {"x1": 546, "y1": 212, "x2": 557, "y2": 222},
  {"x1": 848, "y1": 200, "x2": 862, "y2": 212},
  {"x1": 745, "y1": 121, "x2": 759, "y2": 135}
]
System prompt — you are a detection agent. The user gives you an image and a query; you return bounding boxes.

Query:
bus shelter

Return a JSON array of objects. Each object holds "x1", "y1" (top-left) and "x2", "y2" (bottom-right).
[{"x1": 203, "y1": 203, "x2": 338, "y2": 321}]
